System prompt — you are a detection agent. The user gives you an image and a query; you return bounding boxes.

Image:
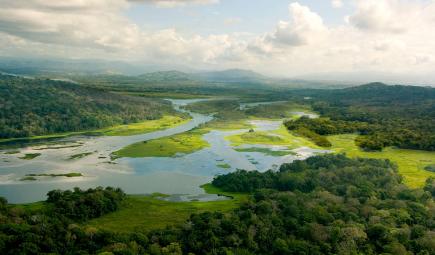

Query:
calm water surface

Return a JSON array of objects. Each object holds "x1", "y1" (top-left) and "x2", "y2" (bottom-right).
[{"x1": 0, "y1": 99, "x2": 326, "y2": 203}]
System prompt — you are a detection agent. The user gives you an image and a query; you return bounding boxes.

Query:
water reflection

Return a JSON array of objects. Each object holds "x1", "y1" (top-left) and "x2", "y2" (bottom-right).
[{"x1": 0, "y1": 99, "x2": 326, "y2": 203}]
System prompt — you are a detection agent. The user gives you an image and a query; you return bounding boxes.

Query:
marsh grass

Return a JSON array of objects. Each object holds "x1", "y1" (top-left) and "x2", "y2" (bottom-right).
[
  {"x1": 328, "y1": 134, "x2": 435, "y2": 188},
  {"x1": 101, "y1": 115, "x2": 190, "y2": 136},
  {"x1": 216, "y1": 163, "x2": 232, "y2": 169},
  {"x1": 235, "y1": 147, "x2": 295, "y2": 157},
  {"x1": 113, "y1": 129, "x2": 209, "y2": 158},
  {"x1": 69, "y1": 152, "x2": 93, "y2": 160},
  {"x1": 86, "y1": 184, "x2": 248, "y2": 233},
  {"x1": 19, "y1": 153, "x2": 41, "y2": 160}
]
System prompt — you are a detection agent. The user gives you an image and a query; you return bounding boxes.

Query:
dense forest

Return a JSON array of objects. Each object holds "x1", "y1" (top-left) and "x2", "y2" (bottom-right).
[
  {"x1": 0, "y1": 155, "x2": 433, "y2": 254},
  {"x1": 286, "y1": 83, "x2": 435, "y2": 151},
  {"x1": 0, "y1": 75, "x2": 175, "y2": 139}
]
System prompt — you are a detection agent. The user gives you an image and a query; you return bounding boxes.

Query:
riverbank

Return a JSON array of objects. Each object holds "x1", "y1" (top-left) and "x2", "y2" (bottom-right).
[{"x1": 0, "y1": 115, "x2": 190, "y2": 147}]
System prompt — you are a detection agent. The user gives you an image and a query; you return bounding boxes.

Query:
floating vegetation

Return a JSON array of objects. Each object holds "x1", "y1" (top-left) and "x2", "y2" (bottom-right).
[
  {"x1": 69, "y1": 152, "x2": 93, "y2": 160},
  {"x1": 19, "y1": 153, "x2": 41, "y2": 160},
  {"x1": 20, "y1": 173, "x2": 83, "y2": 181},
  {"x1": 104, "y1": 161, "x2": 117, "y2": 165},
  {"x1": 216, "y1": 163, "x2": 231, "y2": 169},
  {"x1": 425, "y1": 165, "x2": 435, "y2": 173},
  {"x1": 33, "y1": 144, "x2": 82, "y2": 150},
  {"x1": 4, "y1": 150, "x2": 20, "y2": 154},
  {"x1": 235, "y1": 147, "x2": 295, "y2": 157},
  {"x1": 20, "y1": 176, "x2": 37, "y2": 181}
]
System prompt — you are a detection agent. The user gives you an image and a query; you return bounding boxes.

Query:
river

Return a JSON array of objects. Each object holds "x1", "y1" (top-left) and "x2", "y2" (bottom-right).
[{"x1": 0, "y1": 99, "x2": 325, "y2": 203}]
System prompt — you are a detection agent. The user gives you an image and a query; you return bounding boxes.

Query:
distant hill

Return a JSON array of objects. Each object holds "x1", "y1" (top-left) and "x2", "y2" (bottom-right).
[
  {"x1": 196, "y1": 69, "x2": 267, "y2": 83},
  {"x1": 336, "y1": 82, "x2": 435, "y2": 104},
  {"x1": 138, "y1": 71, "x2": 196, "y2": 82}
]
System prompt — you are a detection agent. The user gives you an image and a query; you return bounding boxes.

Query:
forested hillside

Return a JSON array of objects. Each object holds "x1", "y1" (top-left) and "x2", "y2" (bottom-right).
[
  {"x1": 0, "y1": 75, "x2": 174, "y2": 139},
  {"x1": 287, "y1": 83, "x2": 435, "y2": 151},
  {"x1": 0, "y1": 155, "x2": 433, "y2": 254}
]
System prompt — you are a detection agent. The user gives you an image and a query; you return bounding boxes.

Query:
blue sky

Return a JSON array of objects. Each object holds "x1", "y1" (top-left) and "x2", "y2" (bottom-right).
[
  {"x1": 1, "y1": 0, "x2": 435, "y2": 83},
  {"x1": 126, "y1": 0, "x2": 351, "y2": 35}
]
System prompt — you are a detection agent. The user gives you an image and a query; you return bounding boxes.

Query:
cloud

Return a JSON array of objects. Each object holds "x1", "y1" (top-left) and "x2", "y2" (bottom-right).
[
  {"x1": 348, "y1": 0, "x2": 420, "y2": 34},
  {"x1": 0, "y1": 0, "x2": 435, "y2": 82},
  {"x1": 0, "y1": 0, "x2": 139, "y2": 50},
  {"x1": 129, "y1": 0, "x2": 219, "y2": 8},
  {"x1": 263, "y1": 3, "x2": 328, "y2": 47},
  {"x1": 331, "y1": 0, "x2": 343, "y2": 8}
]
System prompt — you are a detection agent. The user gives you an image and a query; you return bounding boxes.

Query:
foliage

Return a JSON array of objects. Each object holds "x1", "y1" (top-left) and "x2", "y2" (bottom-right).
[
  {"x1": 0, "y1": 74, "x2": 174, "y2": 139},
  {"x1": 207, "y1": 154, "x2": 434, "y2": 254},
  {"x1": 291, "y1": 83, "x2": 435, "y2": 151},
  {"x1": 1, "y1": 155, "x2": 434, "y2": 254},
  {"x1": 328, "y1": 134, "x2": 435, "y2": 188},
  {"x1": 46, "y1": 187, "x2": 126, "y2": 221},
  {"x1": 0, "y1": 187, "x2": 126, "y2": 254}
]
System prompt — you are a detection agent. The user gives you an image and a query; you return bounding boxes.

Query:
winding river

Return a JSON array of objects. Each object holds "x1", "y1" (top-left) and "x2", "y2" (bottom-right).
[{"x1": 0, "y1": 99, "x2": 325, "y2": 203}]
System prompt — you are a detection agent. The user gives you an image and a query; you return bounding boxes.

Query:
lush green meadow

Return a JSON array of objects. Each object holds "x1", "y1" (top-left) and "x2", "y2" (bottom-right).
[
  {"x1": 329, "y1": 134, "x2": 435, "y2": 188},
  {"x1": 87, "y1": 184, "x2": 247, "y2": 232},
  {"x1": 226, "y1": 125, "x2": 320, "y2": 149},
  {"x1": 0, "y1": 115, "x2": 190, "y2": 146},
  {"x1": 113, "y1": 129, "x2": 209, "y2": 158},
  {"x1": 101, "y1": 115, "x2": 190, "y2": 136}
]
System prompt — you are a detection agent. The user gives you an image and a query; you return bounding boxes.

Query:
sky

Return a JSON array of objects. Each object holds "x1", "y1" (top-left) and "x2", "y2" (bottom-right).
[{"x1": 1, "y1": 0, "x2": 435, "y2": 81}]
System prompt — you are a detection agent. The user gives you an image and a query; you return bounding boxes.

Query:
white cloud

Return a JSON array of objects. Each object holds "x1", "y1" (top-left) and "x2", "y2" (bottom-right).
[
  {"x1": 0, "y1": 0, "x2": 139, "y2": 50},
  {"x1": 265, "y1": 3, "x2": 328, "y2": 47},
  {"x1": 129, "y1": 0, "x2": 219, "y2": 8},
  {"x1": 348, "y1": 0, "x2": 420, "y2": 34},
  {"x1": 0, "y1": 0, "x2": 435, "y2": 82},
  {"x1": 332, "y1": 0, "x2": 343, "y2": 8}
]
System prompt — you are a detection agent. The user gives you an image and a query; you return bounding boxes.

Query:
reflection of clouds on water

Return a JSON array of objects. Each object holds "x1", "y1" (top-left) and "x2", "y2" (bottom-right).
[
  {"x1": 249, "y1": 120, "x2": 282, "y2": 131},
  {"x1": 0, "y1": 98, "x2": 325, "y2": 203},
  {"x1": 292, "y1": 147, "x2": 330, "y2": 158}
]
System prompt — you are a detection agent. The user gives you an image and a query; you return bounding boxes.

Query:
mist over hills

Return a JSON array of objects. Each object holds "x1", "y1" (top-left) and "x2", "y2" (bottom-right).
[
  {"x1": 0, "y1": 57, "x2": 353, "y2": 89},
  {"x1": 1, "y1": 57, "x2": 434, "y2": 88}
]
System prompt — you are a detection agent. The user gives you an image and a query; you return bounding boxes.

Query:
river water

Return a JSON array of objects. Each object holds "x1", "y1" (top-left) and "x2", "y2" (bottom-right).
[{"x1": 0, "y1": 99, "x2": 326, "y2": 203}]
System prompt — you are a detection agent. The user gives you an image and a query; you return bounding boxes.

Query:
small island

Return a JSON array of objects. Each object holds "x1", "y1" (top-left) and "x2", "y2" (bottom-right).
[{"x1": 20, "y1": 172, "x2": 83, "y2": 181}]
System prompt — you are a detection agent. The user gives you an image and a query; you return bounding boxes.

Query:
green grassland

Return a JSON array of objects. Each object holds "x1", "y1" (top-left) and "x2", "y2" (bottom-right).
[
  {"x1": 244, "y1": 102, "x2": 314, "y2": 119},
  {"x1": 87, "y1": 184, "x2": 248, "y2": 233},
  {"x1": 101, "y1": 115, "x2": 190, "y2": 136},
  {"x1": 225, "y1": 122, "x2": 435, "y2": 188},
  {"x1": 328, "y1": 134, "x2": 435, "y2": 188},
  {"x1": 113, "y1": 129, "x2": 209, "y2": 158},
  {"x1": 186, "y1": 100, "x2": 315, "y2": 131},
  {"x1": 234, "y1": 147, "x2": 295, "y2": 156},
  {"x1": 226, "y1": 125, "x2": 320, "y2": 150},
  {"x1": 203, "y1": 119, "x2": 254, "y2": 131},
  {"x1": 0, "y1": 115, "x2": 190, "y2": 145}
]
